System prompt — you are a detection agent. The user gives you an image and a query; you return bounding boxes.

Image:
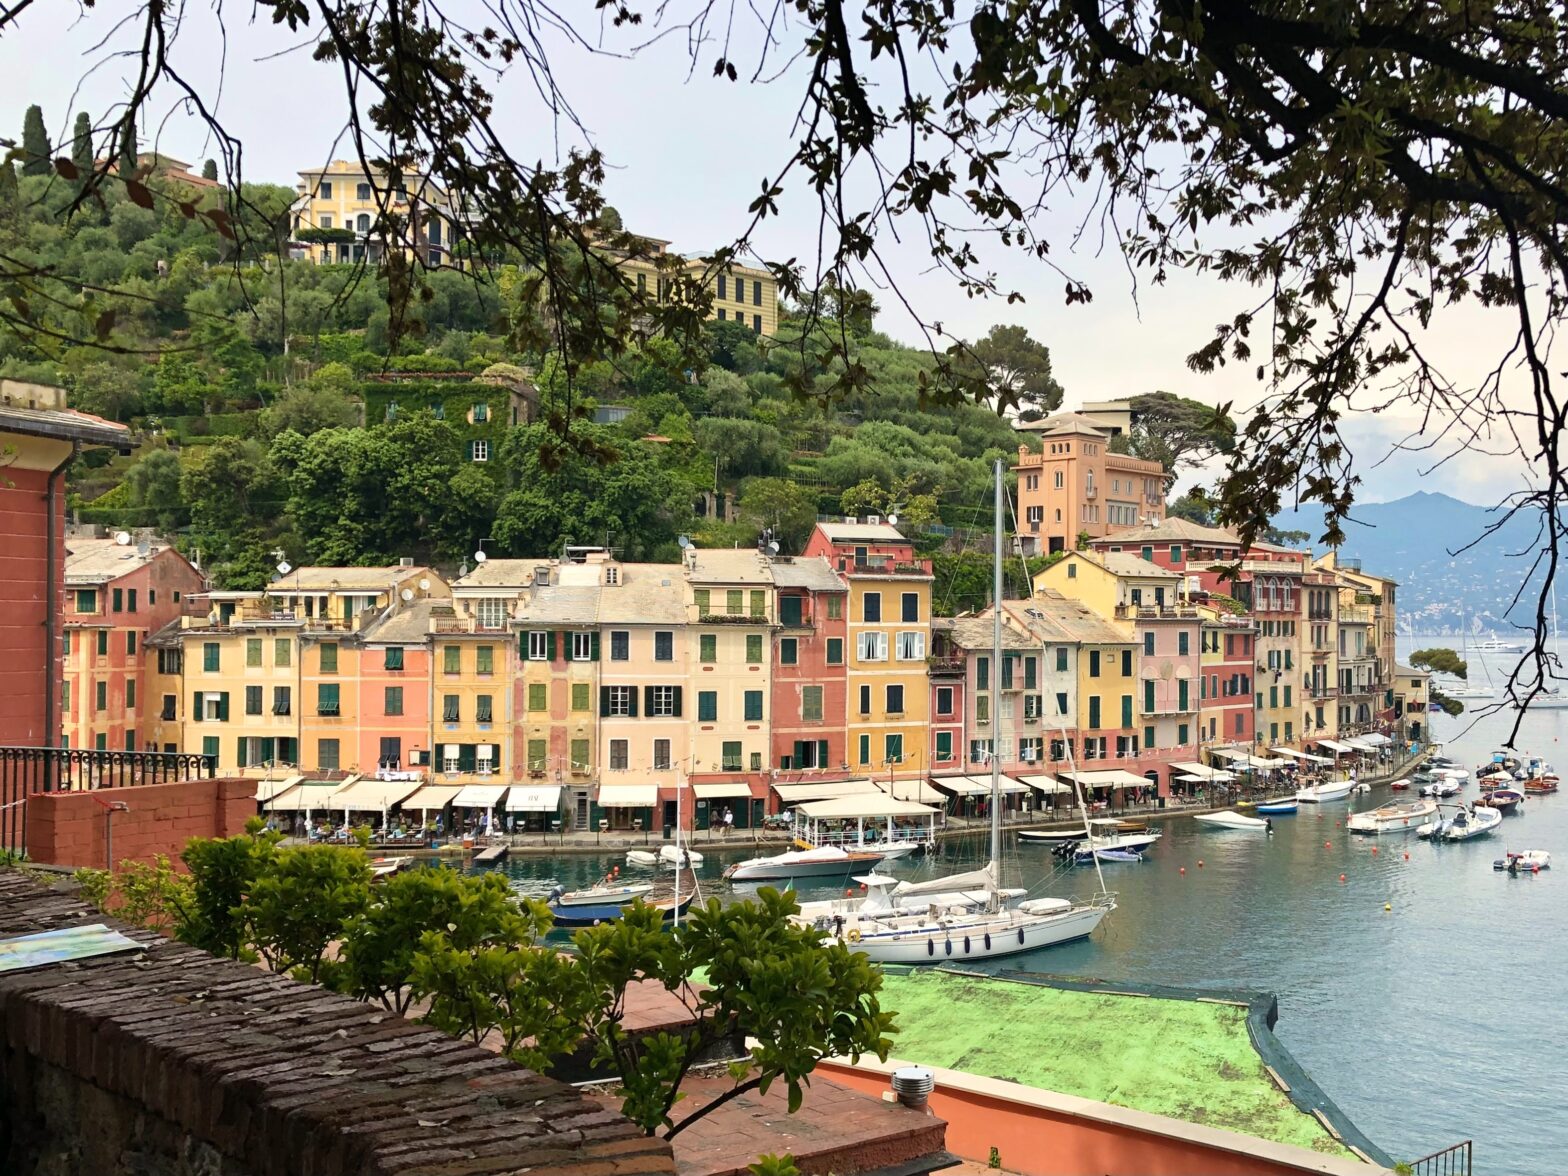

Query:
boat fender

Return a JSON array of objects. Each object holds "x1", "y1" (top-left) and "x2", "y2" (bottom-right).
[
  {"x1": 963, "y1": 936, "x2": 971, "y2": 954},
  {"x1": 1017, "y1": 928, "x2": 1025, "y2": 945},
  {"x1": 846, "y1": 929, "x2": 861, "y2": 944},
  {"x1": 927, "y1": 938, "x2": 935, "y2": 957},
  {"x1": 984, "y1": 933, "x2": 992, "y2": 951},
  {"x1": 944, "y1": 938, "x2": 953, "y2": 957}
]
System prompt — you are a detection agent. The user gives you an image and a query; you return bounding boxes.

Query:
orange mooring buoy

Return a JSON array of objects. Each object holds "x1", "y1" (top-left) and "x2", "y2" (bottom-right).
[{"x1": 1339, "y1": 873, "x2": 1347, "y2": 882}]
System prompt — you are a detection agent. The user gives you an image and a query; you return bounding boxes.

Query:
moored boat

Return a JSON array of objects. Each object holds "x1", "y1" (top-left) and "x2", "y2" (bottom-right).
[
  {"x1": 1194, "y1": 810, "x2": 1269, "y2": 830},
  {"x1": 548, "y1": 892, "x2": 693, "y2": 927},
  {"x1": 1524, "y1": 776, "x2": 1560, "y2": 794},
  {"x1": 1255, "y1": 798, "x2": 1299, "y2": 814},
  {"x1": 1428, "y1": 805, "x2": 1503, "y2": 842},
  {"x1": 1474, "y1": 788, "x2": 1525, "y2": 813},
  {"x1": 549, "y1": 879, "x2": 654, "y2": 907},
  {"x1": 1494, "y1": 850, "x2": 1551, "y2": 872},
  {"x1": 625, "y1": 849, "x2": 659, "y2": 866},
  {"x1": 724, "y1": 844, "x2": 885, "y2": 882},
  {"x1": 1347, "y1": 798, "x2": 1438, "y2": 835},
  {"x1": 1296, "y1": 779, "x2": 1354, "y2": 803}
]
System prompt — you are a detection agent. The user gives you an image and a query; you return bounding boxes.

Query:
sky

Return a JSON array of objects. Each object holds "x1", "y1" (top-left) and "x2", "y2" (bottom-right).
[{"x1": 0, "y1": 0, "x2": 1549, "y2": 511}]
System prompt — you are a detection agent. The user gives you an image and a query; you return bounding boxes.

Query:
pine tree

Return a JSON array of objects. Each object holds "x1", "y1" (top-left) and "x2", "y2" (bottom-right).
[
  {"x1": 71, "y1": 112, "x2": 93, "y2": 184},
  {"x1": 20, "y1": 105, "x2": 51, "y2": 176},
  {"x1": 202, "y1": 158, "x2": 218, "y2": 181}
]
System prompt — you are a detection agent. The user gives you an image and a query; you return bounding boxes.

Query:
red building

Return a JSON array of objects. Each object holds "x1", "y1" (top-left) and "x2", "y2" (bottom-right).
[
  {"x1": 1198, "y1": 607, "x2": 1257, "y2": 751},
  {"x1": 61, "y1": 533, "x2": 205, "y2": 753},
  {"x1": 769, "y1": 556, "x2": 850, "y2": 784},
  {"x1": 0, "y1": 381, "x2": 129, "y2": 752}
]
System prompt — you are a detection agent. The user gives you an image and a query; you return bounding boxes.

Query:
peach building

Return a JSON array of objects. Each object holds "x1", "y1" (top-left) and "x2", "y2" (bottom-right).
[{"x1": 1013, "y1": 413, "x2": 1166, "y2": 555}]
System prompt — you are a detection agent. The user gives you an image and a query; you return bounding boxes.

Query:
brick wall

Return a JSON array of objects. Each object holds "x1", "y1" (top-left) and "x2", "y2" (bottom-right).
[
  {"x1": 0, "y1": 465, "x2": 55, "y2": 748},
  {"x1": 0, "y1": 871, "x2": 676, "y2": 1176},
  {"x1": 24, "y1": 777, "x2": 259, "y2": 870}
]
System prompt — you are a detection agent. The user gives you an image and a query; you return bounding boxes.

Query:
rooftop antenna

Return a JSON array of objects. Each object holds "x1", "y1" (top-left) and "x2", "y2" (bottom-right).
[
  {"x1": 114, "y1": 531, "x2": 131, "y2": 546},
  {"x1": 276, "y1": 560, "x2": 292, "y2": 577}
]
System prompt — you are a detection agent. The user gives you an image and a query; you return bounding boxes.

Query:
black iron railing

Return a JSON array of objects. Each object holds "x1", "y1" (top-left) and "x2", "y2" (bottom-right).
[
  {"x1": 0, "y1": 746, "x2": 215, "y2": 856},
  {"x1": 1410, "y1": 1140, "x2": 1472, "y2": 1176}
]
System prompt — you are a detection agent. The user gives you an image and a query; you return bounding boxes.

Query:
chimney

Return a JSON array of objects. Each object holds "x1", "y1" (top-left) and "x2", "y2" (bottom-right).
[{"x1": 533, "y1": 566, "x2": 551, "y2": 587}]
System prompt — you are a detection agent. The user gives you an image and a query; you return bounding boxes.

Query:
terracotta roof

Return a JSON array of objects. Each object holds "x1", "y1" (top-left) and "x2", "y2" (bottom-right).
[
  {"x1": 1013, "y1": 411, "x2": 1112, "y2": 437},
  {"x1": 0, "y1": 379, "x2": 131, "y2": 451},
  {"x1": 1094, "y1": 518, "x2": 1241, "y2": 546}
]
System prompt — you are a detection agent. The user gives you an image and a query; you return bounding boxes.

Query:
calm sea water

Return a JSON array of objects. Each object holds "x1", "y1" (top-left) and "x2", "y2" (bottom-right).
[{"x1": 485, "y1": 642, "x2": 1566, "y2": 1173}]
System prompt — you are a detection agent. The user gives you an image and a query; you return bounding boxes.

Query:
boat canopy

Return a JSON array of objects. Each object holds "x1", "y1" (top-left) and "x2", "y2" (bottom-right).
[
  {"x1": 930, "y1": 773, "x2": 1030, "y2": 796},
  {"x1": 1271, "y1": 747, "x2": 1334, "y2": 765},
  {"x1": 892, "y1": 862, "x2": 998, "y2": 898},
  {"x1": 324, "y1": 776, "x2": 421, "y2": 812},
  {"x1": 1016, "y1": 773, "x2": 1071, "y2": 794},
  {"x1": 793, "y1": 795, "x2": 940, "y2": 820},
  {"x1": 597, "y1": 784, "x2": 658, "y2": 808},
  {"x1": 773, "y1": 779, "x2": 879, "y2": 804},
  {"x1": 506, "y1": 785, "x2": 562, "y2": 812},
  {"x1": 693, "y1": 781, "x2": 753, "y2": 800}
]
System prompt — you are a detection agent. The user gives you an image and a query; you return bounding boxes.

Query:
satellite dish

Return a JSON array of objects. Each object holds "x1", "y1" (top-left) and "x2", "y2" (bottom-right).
[
  {"x1": 114, "y1": 531, "x2": 131, "y2": 546},
  {"x1": 677, "y1": 535, "x2": 691, "y2": 549},
  {"x1": 418, "y1": 578, "x2": 430, "y2": 591},
  {"x1": 277, "y1": 561, "x2": 293, "y2": 576},
  {"x1": 768, "y1": 541, "x2": 780, "y2": 555},
  {"x1": 474, "y1": 550, "x2": 488, "y2": 563},
  {"x1": 887, "y1": 514, "x2": 898, "y2": 525},
  {"x1": 401, "y1": 588, "x2": 414, "y2": 601}
]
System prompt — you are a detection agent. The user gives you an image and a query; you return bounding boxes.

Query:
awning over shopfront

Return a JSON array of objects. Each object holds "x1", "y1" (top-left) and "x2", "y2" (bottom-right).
[
  {"x1": 1313, "y1": 739, "x2": 1359, "y2": 754},
  {"x1": 1340, "y1": 737, "x2": 1379, "y2": 751},
  {"x1": 773, "y1": 779, "x2": 879, "y2": 804},
  {"x1": 1358, "y1": 732, "x2": 1393, "y2": 746},
  {"x1": 930, "y1": 773, "x2": 1029, "y2": 796},
  {"x1": 1270, "y1": 747, "x2": 1334, "y2": 765},
  {"x1": 597, "y1": 784, "x2": 658, "y2": 808},
  {"x1": 256, "y1": 775, "x2": 305, "y2": 804},
  {"x1": 1171, "y1": 762, "x2": 1230, "y2": 780},
  {"x1": 399, "y1": 784, "x2": 463, "y2": 811},
  {"x1": 265, "y1": 780, "x2": 346, "y2": 812},
  {"x1": 1060, "y1": 769, "x2": 1149, "y2": 791},
  {"x1": 1175, "y1": 771, "x2": 1236, "y2": 783},
  {"x1": 1209, "y1": 749, "x2": 1251, "y2": 763},
  {"x1": 877, "y1": 777, "x2": 946, "y2": 803},
  {"x1": 506, "y1": 785, "x2": 562, "y2": 812},
  {"x1": 1249, "y1": 756, "x2": 1288, "y2": 769},
  {"x1": 451, "y1": 784, "x2": 508, "y2": 809},
  {"x1": 324, "y1": 777, "x2": 422, "y2": 812},
  {"x1": 1016, "y1": 774, "x2": 1071, "y2": 795},
  {"x1": 693, "y1": 782, "x2": 753, "y2": 800}
]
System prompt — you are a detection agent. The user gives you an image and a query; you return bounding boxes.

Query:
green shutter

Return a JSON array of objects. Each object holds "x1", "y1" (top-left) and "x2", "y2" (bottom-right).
[
  {"x1": 217, "y1": 692, "x2": 230, "y2": 721},
  {"x1": 192, "y1": 692, "x2": 203, "y2": 722},
  {"x1": 672, "y1": 686, "x2": 683, "y2": 717},
  {"x1": 600, "y1": 687, "x2": 611, "y2": 717},
  {"x1": 817, "y1": 739, "x2": 829, "y2": 767},
  {"x1": 590, "y1": 632, "x2": 601, "y2": 661},
  {"x1": 546, "y1": 631, "x2": 557, "y2": 661}
]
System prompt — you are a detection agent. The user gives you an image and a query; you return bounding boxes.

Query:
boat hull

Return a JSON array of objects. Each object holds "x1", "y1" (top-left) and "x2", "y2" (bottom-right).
[
  {"x1": 1255, "y1": 800, "x2": 1299, "y2": 814},
  {"x1": 554, "y1": 884, "x2": 654, "y2": 907},
  {"x1": 726, "y1": 852, "x2": 884, "y2": 882},
  {"x1": 548, "y1": 895, "x2": 692, "y2": 927},
  {"x1": 1297, "y1": 781, "x2": 1354, "y2": 803},
  {"x1": 840, "y1": 904, "x2": 1111, "y2": 965}
]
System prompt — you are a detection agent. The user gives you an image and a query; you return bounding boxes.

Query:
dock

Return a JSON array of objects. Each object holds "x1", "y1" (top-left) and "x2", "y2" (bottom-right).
[{"x1": 473, "y1": 843, "x2": 510, "y2": 865}]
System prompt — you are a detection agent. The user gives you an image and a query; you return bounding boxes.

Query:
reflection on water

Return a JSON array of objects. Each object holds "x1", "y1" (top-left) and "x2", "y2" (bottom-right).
[{"x1": 484, "y1": 641, "x2": 1568, "y2": 1174}]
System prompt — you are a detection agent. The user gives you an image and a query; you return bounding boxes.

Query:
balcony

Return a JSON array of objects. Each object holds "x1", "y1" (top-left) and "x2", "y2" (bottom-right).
[
  {"x1": 927, "y1": 655, "x2": 967, "y2": 677},
  {"x1": 1114, "y1": 603, "x2": 1201, "y2": 620},
  {"x1": 1084, "y1": 485, "x2": 1098, "y2": 500},
  {"x1": 1307, "y1": 684, "x2": 1338, "y2": 699}
]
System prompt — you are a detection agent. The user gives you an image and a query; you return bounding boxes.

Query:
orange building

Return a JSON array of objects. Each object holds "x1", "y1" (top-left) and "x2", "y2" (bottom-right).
[{"x1": 1013, "y1": 413, "x2": 1166, "y2": 555}]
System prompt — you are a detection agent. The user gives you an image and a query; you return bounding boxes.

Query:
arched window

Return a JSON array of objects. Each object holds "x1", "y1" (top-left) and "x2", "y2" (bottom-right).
[{"x1": 356, "y1": 214, "x2": 371, "y2": 233}]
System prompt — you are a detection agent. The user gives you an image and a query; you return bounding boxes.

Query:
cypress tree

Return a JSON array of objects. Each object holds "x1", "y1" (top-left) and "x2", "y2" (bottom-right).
[
  {"x1": 202, "y1": 158, "x2": 218, "y2": 181},
  {"x1": 0, "y1": 162, "x2": 18, "y2": 211},
  {"x1": 117, "y1": 114, "x2": 138, "y2": 175},
  {"x1": 71, "y1": 112, "x2": 93, "y2": 183},
  {"x1": 20, "y1": 104, "x2": 51, "y2": 176}
]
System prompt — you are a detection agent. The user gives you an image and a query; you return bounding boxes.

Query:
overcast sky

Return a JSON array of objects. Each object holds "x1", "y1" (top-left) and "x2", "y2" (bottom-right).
[{"x1": 2, "y1": 1, "x2": 1547, "y2": 512}]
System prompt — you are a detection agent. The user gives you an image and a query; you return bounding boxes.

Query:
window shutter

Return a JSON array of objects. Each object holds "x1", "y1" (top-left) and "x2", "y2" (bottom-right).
[
  {"x1": 546, "y1": 631, "x2": 557, "y2": 661},
  {"x1": 590, "y1": 632, "x2": 601, "y2": 661},
  {"x1": 600, "y1": 687, "x2": 611, "y2": 717},
  {"x1": 192, "y1": 693, "x2": 203, "y2": 722},
  {"x1": 519, "y1": 632, "x2": 530, "y2": 657},
  {"x1": 627, "y1": 688, "x2": 638, "y2": 717},
  {"x1": 793, "y1": 740, "x2": 805, "y2": 765},
  {"x1": 818, "y1": 739, "x2": 830, "y2": 767},
  {"x1": 671, "y1": 686, "x2": 682, "y2": 717},
  {"x1": 643, "y1": 686, "x2": 655, "y2": 717},
  {"x1": 217, "y1": 693, "x2": 230, "y2": 721}
]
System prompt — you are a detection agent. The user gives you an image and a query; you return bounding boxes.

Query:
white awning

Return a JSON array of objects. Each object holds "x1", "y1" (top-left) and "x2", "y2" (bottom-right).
[
  {"x1": 1314, "y1": 739, "x2": 1358, "y2": 754},
  {"x1": 1359, "y1": 732, "x2": 1393, "y2": 746},
  {"x1": 597, "y1": 784, "x2": 657, "y2": 808},
  {"x1": 1271, "y1": 747, "x2": 1334, "y2": 765},
  {"x1": 325, "y1": 778, "x2": 423, "y2": 812},
  {"x1": 1016, "y1": 774, "x2": 1071, "y2": 795},
  {"x1": 794, "y1": 796, "x2": 939, "y2": 820},
  {"x1": 876, "y1": 777, "x2": 947, "y2": 804},
  {"x1": 255, "y1": 775, "x2": 305, "y2": 803},
  {"x1": 1176, "y1": 770, "x2": 1236, "y2": 783},
  {"x1": 1250, "y1": 756, "x2": 1288, "y2": 768},
  {"x1": 930, "y1": 773, "x2": 1029, "y2": 796},
  {"x1": 773, "y1": 779, "x2": 879, "y2": 804},
  {"x1": 1341, "y1": 737, "x2": 1379, "y2": 751},
  {"x1": 1170, "y1": 762, "x2": 1231, "y2": 781},
  {"x1": 399, "y1": 784, "x2": 463, "y2": 811},
  {"x1": 265, "y1": 781, "x2": 345, "y2": 812},
  {"x1": 1060, "y1": 769, "x2": 1149, "y2": 789},
  {"x1": 693, "y1": 782, "x2": 753, "y2": 800},
  {"x1": 1210, "y1": 748, "x2": 1251, "y2": 762},
  {"x1": 506, "y1": 785, "x2": 562, "y2": 812},
  {"x1": 451, "y1": 784, "x2": 508, "y2": 809}
]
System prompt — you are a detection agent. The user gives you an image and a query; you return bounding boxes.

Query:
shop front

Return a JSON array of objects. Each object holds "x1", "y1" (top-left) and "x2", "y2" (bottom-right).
[{"x1": 593, "y1": 783, "x2": 657, "y2": 833}]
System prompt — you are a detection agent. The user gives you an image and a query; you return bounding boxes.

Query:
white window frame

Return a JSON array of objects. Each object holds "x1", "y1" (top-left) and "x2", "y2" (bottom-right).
[
  {"x1": 857, "y1": 631, "x2": 888, "y2": 662},
  {"x1": 649, "y1": 686, "x2": 676, "y2": 717},
  {"x1": 895, "y1": 631, "x2": 926, "y2": 661},
  {"x1": 608, "y1": 686, "x2": 634, "y2": 717},
  {"x1": 527, "y1": 631, "x2": 549, "y2": 660},
  {"x1": 475, "y1": 598, "x2": 508, "y2": 630},
  {"x1": 202, "y1": 693, "x2": 223, "y2": 721},
  {"x1": 571, "y1": 632, "x2": 593, "y2": 661},
  {"x1": 471, "y1": 439, "x2": 489, "y2": 463}
]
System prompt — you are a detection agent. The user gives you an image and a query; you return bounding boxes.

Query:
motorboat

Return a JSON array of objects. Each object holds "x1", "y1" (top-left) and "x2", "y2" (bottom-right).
[
  {"x1": 1475, "y1": 636, "x2": 1524, "y2": 654},
  {"x1": 1390, "y1": 780, "x2": 1410, "y2": 792},
  {"x1": 1049, "y1": 819, "x2": 1162, "y2": 861},
  {"x1": 1088, "y1": 847, "x2": 1144, "y2": 863},
  {"x1": 625, "y1": 849, "x2": 659, "y2": 867},
  {"x1": 660, "y1": 844, "x2": 704, "y2": 868},
  {"x1": 1194, "y1": 810, "x2": 1269, "y2": 830},
  {"x1": 368, "y1": 855, "x2": 413, "y2": 879},
  {"x1": 1419, "y1": 778, "x2": 1463, "y2": 799},
  {"x1": 1476, "y1": 771, "x2": 1515, "y2": 792},
  {"x1": 1523, "y1": 776, "x2": 1560, "y2": 795},
  {"x1": 793, "y1": 873, "x2": 1028, "y2": 925},
  {"x1": 724, "y1": 844, "x2": 885, "y2": 882},
  {"x1": 549, "y1": 879, "x2": 654, "y2": 907},
  {"x1": 795, "y1": 836, "x2": 921, "y2": 861},
  {"x1": 1296, "y1": 779, "x2": 1354, "y2": 803},
  {"x1": 1255, "y1": 798, "x2": 1299, "y2": 815},
  {"x1": 1018, "y1": 827, "x2": 1095, "y2": 843},
  {"x1": 549, "y1": 892, "x2": 693, "y2": 927},
  {"x1": 1347, "y1": 798, "x2": 1438, "y2": 835},
  {"x1": 1422, "y1": 805, "x2": 1502, "y2": 842},
  {"x1": 1350, "y1": 781, "x2": 1371, "y2": 795},
  {"x1": 1494, "y1": 850, "x2": 1551, "y2": 872},
  {"x1": 1474, "y1": 788, "x2": 1525, "y2": 814}
]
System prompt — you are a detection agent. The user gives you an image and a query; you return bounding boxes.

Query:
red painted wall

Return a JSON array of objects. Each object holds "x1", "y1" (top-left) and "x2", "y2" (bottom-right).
[
  {"x1": 771, "y1": 588, "x2": 849, "y2": 788},
  {"x1": 0, "y1": 466, "x2": 56, "y2": 748},
  {"x1": 25, "y1": 777, "x2": 259, "y2": 870}
]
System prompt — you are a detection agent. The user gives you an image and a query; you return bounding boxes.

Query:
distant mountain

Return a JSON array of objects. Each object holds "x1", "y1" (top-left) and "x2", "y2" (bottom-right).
[{"x1": 1271, "y1": 490, "x2": 1555, "y2": 635}]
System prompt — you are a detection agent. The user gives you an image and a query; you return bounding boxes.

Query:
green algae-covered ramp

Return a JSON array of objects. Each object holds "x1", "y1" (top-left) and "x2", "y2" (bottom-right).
[{"x1": 877, "y1": 967, "x2": 1386, "y2": 1163}]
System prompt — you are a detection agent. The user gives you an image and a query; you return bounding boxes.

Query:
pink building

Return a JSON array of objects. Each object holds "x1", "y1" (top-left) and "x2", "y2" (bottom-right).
[
  {"x1": 769, "y1": 557, "x2": 850, "y2": 788},
  {"x1": 357, "y1": 601, "x2": 437, "y2": 777}
]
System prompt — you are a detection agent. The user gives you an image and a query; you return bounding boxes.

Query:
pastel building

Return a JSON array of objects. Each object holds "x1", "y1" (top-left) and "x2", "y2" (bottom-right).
[
  {"x1": 770, "y1": 557, "x2": 851, "y2": 780},
  {"x1": 802, "y1": 522, "x2": 934, "y2": 785},
  {"x1": 61, "y1": 534, "x2": 204, "y2": 753},
  {"x1": 1196, "y1": 604, "x2": 1258, "y2": 750},
  {"x1": 1013, "y1": 413, "x2": 1167, "y2": 555},
  {"x1": 357, "y1": 601, "x2": 437, "y2": 775}
]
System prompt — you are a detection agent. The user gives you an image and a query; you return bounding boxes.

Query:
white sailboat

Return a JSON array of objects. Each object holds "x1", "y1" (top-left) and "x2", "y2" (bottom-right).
[{"x1": 792, "y1": 460, "x2": 1115, "y2": 964}]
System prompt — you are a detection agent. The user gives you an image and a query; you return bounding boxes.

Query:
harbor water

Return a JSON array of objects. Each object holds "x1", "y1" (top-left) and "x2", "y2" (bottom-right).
[{"x1": 484, "y1": 647, "x2": 1566, "y2": 1173}]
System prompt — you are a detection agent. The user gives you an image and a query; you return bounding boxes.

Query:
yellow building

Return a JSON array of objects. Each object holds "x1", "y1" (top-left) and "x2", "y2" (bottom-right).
[
  {"x1": 178, "y1": 566, "x2": 448, "y2": 776},
  {"x1": 602, "y1": 234, "x2": 782, "y2": 336},
  {"x1": 291, "y1": 161, "x2": 456, "y2": 266}
]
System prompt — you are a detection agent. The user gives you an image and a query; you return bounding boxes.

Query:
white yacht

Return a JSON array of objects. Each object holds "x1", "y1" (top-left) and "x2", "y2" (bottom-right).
[
  {"x1": 1474, "y1": 636, "x2": 1524, "y2": 654},
  {"x1": 1296, "y1": 778, "x2": 1355, "y2": 803},
  {"x1": 1194, "y1": 810, "x2": 1268, "y2": 830},
  {"x1": 1347, "y1": 798, "x2": 1438, "y2": 835}
]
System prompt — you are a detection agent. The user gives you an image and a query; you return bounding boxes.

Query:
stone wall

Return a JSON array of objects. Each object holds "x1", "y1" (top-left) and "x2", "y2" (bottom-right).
[
  {"x1": 24, "y1": 778, "x2": 259, "y2": 870},
  {"x1": 0, "y1": 871, "x2": 675, "y2": 1176}
]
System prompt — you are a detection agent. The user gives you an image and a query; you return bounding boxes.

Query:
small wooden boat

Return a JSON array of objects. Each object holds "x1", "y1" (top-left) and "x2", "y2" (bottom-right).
[
  {"x1": 1194, "y1": 810, "x2": 1269, "y2": 830},
  {"x1": 1524, "y1": 777, "x2": 1560, "y2": 794},
  {"x1": 1474, "y1": 788, "x2": 1524, "y2": 813},
  {"x1": 1255, "y1": 798, "x2": 1299, "y2": 815},
  {"x1": 548, "y1": 892, "x2": 694, "y2": 927},
  {"x1": 1347, "y1": 798, "x2": 1437, "y2": 835},
  {"x1": 550, "y1": 880, "x2": 655, "y2": 907}
]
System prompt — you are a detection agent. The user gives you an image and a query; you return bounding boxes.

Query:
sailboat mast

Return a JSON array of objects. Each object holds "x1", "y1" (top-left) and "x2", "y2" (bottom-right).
[{"x1": 992, "y1": 458, "x2": 1004, "y2": 869}]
